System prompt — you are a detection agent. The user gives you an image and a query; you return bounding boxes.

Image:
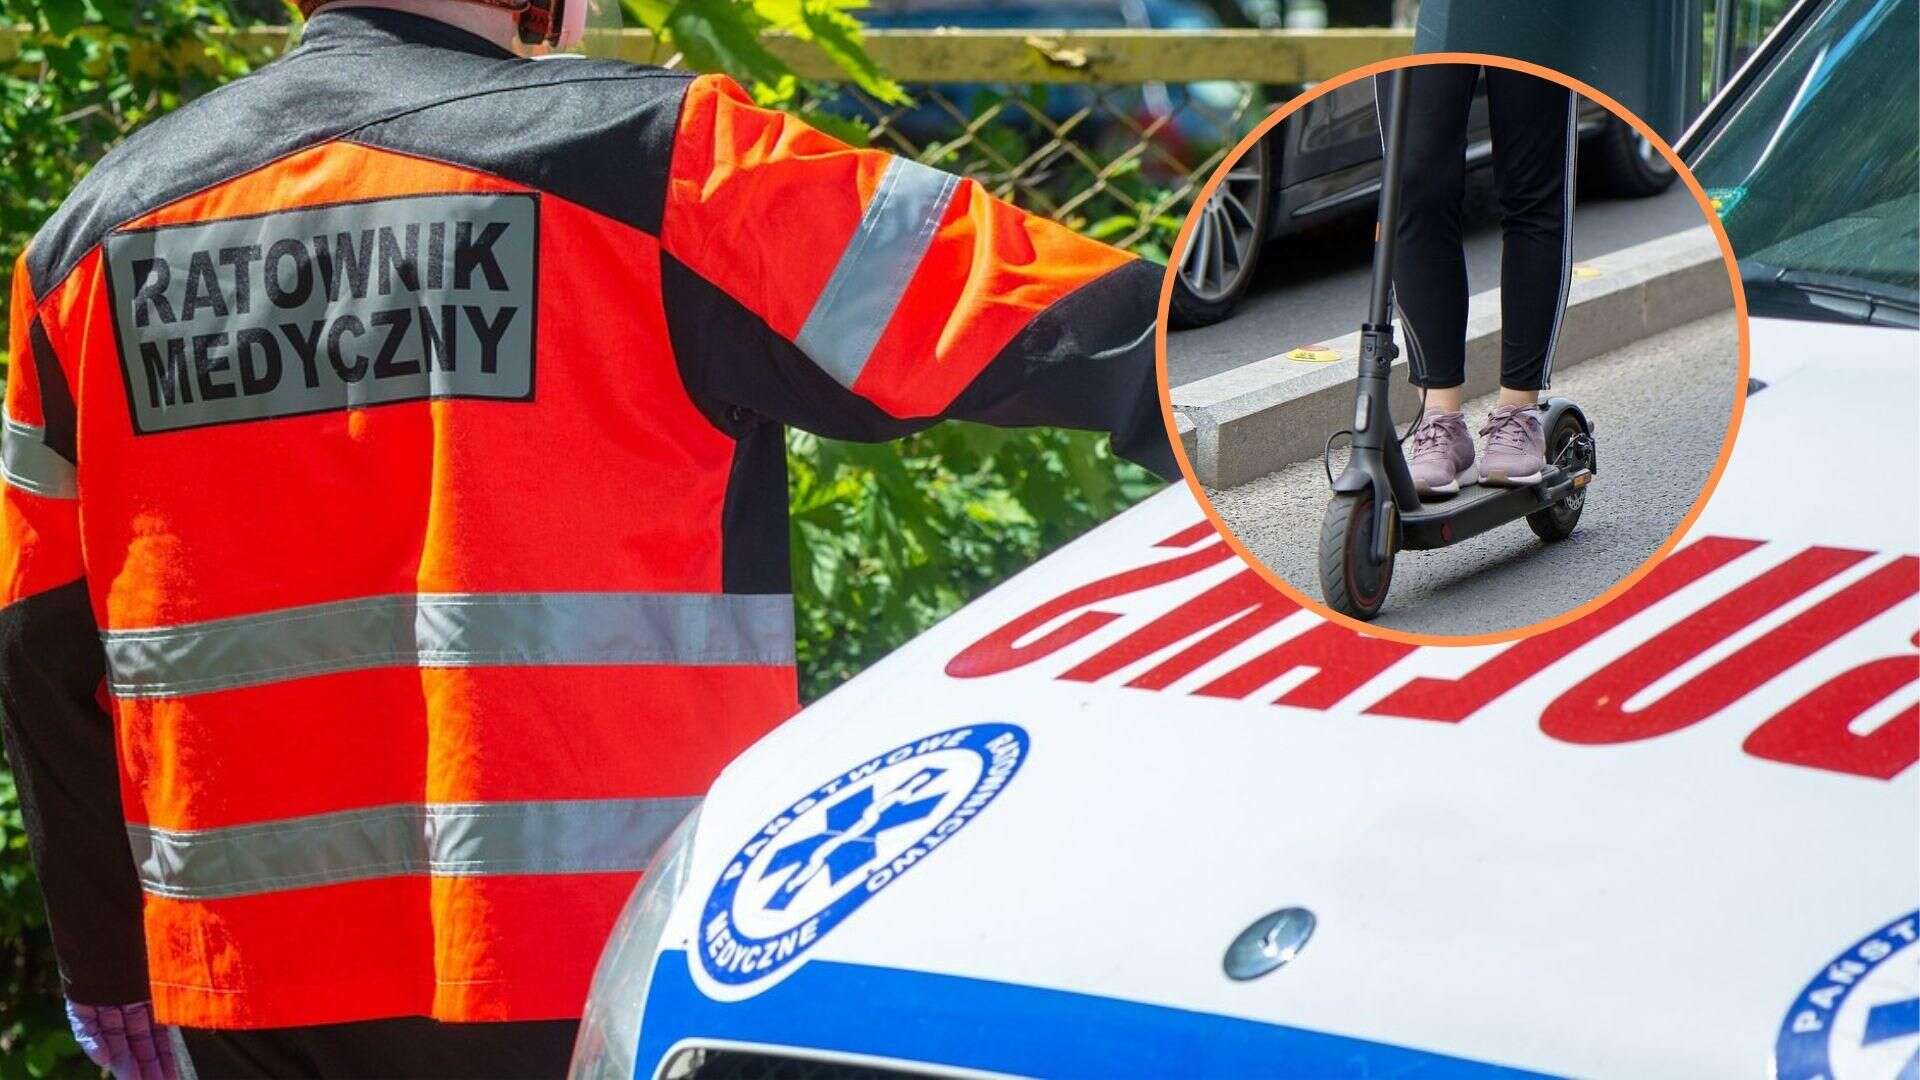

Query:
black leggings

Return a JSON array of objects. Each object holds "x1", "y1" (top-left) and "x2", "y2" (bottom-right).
[{"x1": 1379, "y1": 65, "x2": 1576, "y2": 391}]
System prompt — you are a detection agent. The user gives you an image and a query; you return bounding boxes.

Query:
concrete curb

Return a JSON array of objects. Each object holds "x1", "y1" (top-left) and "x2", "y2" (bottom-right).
[{"x1": 1171, "y1": 225, "x2": 1732, "y2": 489}]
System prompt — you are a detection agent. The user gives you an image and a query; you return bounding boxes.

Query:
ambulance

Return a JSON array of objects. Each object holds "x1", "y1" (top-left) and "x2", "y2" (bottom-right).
[{"x1": 569, "y1": 0, "x2": 1918, "y2": 1074}]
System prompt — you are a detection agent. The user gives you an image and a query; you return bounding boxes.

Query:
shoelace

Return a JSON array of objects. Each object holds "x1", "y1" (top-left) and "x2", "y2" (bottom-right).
[
  {"x1": 1409, "y1": 416, "x2": 1459, "y2": 460},
  {"x1": 1479, "y1": 409, "x2": 1536, "y2": 452}
]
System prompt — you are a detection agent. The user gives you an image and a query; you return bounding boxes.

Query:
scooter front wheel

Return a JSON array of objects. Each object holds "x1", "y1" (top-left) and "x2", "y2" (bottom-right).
[{"x1": 1319, "y1": 491, "x2": 1394, "y2": 620}]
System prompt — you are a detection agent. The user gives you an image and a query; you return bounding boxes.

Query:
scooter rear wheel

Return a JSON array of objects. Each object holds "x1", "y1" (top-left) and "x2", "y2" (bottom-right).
[
  {"x1": 1527, "y1": 411, "x2": 1590, "y2": 542},
  {"x1": 1319, "y1": 491, "x2": 1394, "y2": 620}
]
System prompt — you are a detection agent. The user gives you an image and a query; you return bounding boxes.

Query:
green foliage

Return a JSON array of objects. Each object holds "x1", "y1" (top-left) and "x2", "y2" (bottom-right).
[
  {"x1": 1085, "y1": 204, "x2": 1184, "y2": 264},
  {"x1": 790, "y1": 426, "x2": 1158, "y2": 700},
  {"x1": 0, "y1": 1, "x2": 1161, "y2": 1067},
  {"x1": 619, "y1": 0, "x2": 906, "y2": 110}
]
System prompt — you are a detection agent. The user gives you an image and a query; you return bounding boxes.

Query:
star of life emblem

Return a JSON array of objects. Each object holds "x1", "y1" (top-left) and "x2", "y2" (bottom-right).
[{"x1": 696, "y1": 724, "x2": 1028, "y2": 991}]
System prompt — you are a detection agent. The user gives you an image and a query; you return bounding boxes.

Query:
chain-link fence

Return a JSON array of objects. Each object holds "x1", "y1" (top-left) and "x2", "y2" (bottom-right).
[{"x1": 840, "y1": 78, "x2": 1251, "y2": 257}]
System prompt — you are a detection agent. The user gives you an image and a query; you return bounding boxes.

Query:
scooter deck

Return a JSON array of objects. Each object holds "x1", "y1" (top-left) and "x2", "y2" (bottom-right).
[{"x1": 1397, "y1": 467, "x2": 1583, "y2": 550}]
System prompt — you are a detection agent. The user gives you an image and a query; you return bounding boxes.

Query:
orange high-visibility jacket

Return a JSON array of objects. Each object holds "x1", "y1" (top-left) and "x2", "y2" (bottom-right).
[{"x1": 0, "y1": 9, "x2": 1171, "y2": 1029}]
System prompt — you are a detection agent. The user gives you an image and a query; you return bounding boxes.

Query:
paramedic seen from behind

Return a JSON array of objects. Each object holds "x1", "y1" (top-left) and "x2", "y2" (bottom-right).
[{"x1": 0, "y1": 0, "x2": 1175, "y2": 1074}]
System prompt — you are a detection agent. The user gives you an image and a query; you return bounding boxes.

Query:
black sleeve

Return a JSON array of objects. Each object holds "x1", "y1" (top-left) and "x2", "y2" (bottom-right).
[
  {"x1": 0, "y1": 579, "x2": 150, "y2": 1005},
  {"x1": 661, "y1": 254, "x2": 1177, "y2": 482},
  {"x1": 941, "y1": 260, "x2": 1176, "y2": 480}
]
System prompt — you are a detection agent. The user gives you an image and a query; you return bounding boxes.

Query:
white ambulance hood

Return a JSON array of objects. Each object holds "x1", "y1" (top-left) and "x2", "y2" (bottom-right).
[{"x1": 603, "y1": 317, "x2": 1919, "y2": 1079}]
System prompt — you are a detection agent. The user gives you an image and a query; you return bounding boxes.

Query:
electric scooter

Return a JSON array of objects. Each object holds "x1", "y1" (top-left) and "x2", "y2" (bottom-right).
[{"x1": 1318, "y1": 69, "x2": 1597, "y2": 621}]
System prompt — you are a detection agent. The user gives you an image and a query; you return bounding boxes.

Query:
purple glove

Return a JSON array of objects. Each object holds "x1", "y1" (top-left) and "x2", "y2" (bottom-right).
[{"x1": 66, "y1": 1001, "x2": 178, "y2": 1080}]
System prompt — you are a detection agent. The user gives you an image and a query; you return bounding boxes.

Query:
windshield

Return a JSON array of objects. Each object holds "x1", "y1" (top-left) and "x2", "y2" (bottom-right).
[{"x1": 1689, "y1": 0, "x2": 1918, "y2": 326}]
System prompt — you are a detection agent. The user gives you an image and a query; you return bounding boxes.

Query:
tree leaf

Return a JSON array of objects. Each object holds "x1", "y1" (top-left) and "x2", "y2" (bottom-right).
[
  {"x1": 663, "y1": 0, "x2": 791, "y2": 88},
  {"x1": 90, "y1": 0, "x2": 136, "y2": 31},
  {"x1": 38, "y1": 0, "x2": 88, "y2": 35},
  {"x1": 793, "y1": 1, "x2": 906, "y2": 105},
  {"x1": 618, "y1": 0, "x2": 674, "y2": 32},
  {"x1": 795, "y1": 104, "x2": 872, "y2": 148}
]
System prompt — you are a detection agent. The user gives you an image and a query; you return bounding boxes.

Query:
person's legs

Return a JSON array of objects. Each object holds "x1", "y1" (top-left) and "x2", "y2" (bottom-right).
[
  {"x1": 1485, "y1": 66, "x2": 1576, "y2": 398},
  {"x1": 181, "y1": 1017, "x2": 580, "y2": 1079},
  {"x1": 1479, "y1": 67, "x2": 1575, "y2": 484},
  {"x1": 1386, "y1": 64, "x2": 1479, "y2": 496},
  {"x1": 1384, "y1": 64, "x2": 1478, "y2": 395}
]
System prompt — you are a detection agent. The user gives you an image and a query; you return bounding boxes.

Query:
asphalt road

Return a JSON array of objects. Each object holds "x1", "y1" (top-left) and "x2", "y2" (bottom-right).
[
  {"x1": 1205, "y1": 311, "x2": 1741, "y2": 637},
  {"x1": 1168, "y1": 183, "x2": 1705, "y2": 387}
]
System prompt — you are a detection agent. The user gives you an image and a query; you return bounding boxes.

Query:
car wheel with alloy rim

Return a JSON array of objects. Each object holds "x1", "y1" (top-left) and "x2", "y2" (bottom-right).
[{"x1": 1170, "y1": 141, "x2": 1272, "y2": 329}]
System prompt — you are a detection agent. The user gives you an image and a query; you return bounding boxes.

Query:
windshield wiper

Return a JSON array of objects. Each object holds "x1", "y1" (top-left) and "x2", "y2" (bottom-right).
[{"x1": 1740, "y1": 260, "x2": 1920, "y2": 328}]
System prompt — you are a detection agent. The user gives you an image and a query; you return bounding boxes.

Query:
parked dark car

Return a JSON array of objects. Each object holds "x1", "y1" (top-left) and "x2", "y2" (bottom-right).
[{"x1": 1170, "y1": 75, "x2": 1676, "y2": 327}]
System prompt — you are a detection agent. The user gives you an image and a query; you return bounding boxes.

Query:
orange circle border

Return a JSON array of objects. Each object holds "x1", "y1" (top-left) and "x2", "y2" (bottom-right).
[{"x1": 1153, "y1": 50, "x2": 1753, "y2": 648}]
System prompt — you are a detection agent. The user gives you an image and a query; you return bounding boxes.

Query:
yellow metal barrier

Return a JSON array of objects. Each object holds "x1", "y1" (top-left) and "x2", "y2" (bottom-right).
[{"x1": 0, "y1": 26, "x2": 1410, "y2": 82}]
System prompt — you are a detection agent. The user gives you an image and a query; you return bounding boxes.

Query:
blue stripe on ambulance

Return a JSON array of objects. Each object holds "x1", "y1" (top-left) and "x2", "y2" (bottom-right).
[{"x1": 636, "y1": 950, "x2": 1549, "y2": 1079}]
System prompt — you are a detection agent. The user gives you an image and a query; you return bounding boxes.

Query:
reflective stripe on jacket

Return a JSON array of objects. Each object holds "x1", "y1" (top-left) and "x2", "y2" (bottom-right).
[{"x1": 0, "y1": 8, "x2": 1170, "y2": 1029}]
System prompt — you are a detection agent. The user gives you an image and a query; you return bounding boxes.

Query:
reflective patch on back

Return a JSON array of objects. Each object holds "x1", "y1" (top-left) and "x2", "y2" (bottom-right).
[{"x1": 105, "y1": 191, "x2": 539, "y2": 434}]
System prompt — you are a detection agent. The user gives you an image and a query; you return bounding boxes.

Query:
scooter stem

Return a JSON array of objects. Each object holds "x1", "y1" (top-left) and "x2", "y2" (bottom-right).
[
  {"x1": 1335, "y1": 68, "x2": 1420, "y2": 565},
  {"x1": 1332, "y1": 66, "x2": 1421, "y2": 519},
  {"x1": 1367, "y1": 68, "x2": 1412, "y2": 327}
]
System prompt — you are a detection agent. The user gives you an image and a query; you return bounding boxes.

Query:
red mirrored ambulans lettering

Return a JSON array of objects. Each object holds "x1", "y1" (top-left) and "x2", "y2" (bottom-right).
[
  {"x1": 1540, "y1": 547, "x2": 1878, "y2": 745},
  {"x1": 948, "y1": 524, "x2": 1916, "y2": 781},
  {"x1": 1060, "y1": 569, "x2": 1298, "y2": 689},
  {"x1": 1195, "y1": 623, "x2": 1416, "y2": 710},
  {"x1": 1368, "y1": 536, "x2": 1763, "y2": 722},
  {"x1": 1744, "y1": 649, "x2": 1919, "y2": 780},
  {"x1": 945, "y1": 524, "x2": 1232, "y2": 678}
]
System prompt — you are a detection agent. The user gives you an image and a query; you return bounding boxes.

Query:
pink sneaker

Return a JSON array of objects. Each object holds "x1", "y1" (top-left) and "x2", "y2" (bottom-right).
[
  {"x1": 1407, "y1": 410, "x2": 1476, "y2": 497},
  {"x1": 1479, "y1": 404, "x2": 1546, "y2": 486}
]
